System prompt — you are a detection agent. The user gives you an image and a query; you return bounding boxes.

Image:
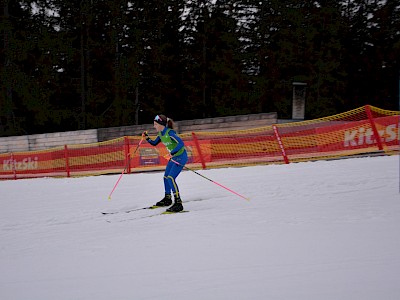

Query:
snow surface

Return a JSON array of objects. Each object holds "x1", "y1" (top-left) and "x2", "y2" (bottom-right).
[{"x1": 1, "y1": 155, "x2": 399, "y2": 300}]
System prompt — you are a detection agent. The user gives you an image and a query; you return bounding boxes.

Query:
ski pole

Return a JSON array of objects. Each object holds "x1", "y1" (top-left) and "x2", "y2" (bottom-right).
[
  {"x1": 108, "y1": 137, "x2": 144, "y2": 200},
  {"x1": 170, "y1": 158, "x2": 250, "y2": 201}
]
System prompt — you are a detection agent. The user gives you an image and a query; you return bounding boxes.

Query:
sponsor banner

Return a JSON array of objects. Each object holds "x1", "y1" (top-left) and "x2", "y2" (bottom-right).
[
  {"x1": 0, "y1": 149, "x2": 68, "y2": 177},
  {"x1": 129, "y1": 140, "x2": 212, "y2": 168},
  {"x1": 372, "y1": 116, "x2": 398, "y2": 146},
  {"x1": 2, "y1": 156, "x2": 39, "y2": 172},
  {"x1": 1, "y1": 114, "x2": 398, "y2": 179},
  {"x1": 316, "y1": 116, "x2": 398, "y2": 152}
]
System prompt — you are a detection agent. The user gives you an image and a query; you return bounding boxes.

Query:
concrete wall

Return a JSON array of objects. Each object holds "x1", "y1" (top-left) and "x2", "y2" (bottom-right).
[
  {"x1": 97, "y1": 124, "x2": 152, "y2": 142},
  {"x1": 27, "y1": 129, "x2": 98, "y2": 151},
  {"x1": 0, "y1": 112, "x2": 277, "y2": 153},
  {"x1": 176, "y1": 112, "x2": 277, "y2": 133},
  {"x1": 0, "y1": 136, "x2": 30, "y2": 153},
  {"x1": 97, "y1": 112, "x2": 277, "y2": 142},
  {"x1": 0, "y1": 129, "x2": 98, "y2": 153}
]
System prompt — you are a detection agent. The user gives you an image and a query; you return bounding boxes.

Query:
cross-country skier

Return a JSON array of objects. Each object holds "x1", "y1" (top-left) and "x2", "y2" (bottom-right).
[{"x1": 142, "y1": 114, "x2": 188, "y2": 212}]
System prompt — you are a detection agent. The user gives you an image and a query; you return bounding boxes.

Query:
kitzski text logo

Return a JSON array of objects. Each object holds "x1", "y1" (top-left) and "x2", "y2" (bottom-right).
[{"x1": 344, "y1": 124, "x2": 397, "y2": 147}]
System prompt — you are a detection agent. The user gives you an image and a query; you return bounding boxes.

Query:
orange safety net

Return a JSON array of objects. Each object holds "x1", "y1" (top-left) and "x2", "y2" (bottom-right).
[
  {"x1": 0, "y1": 105, "x2": 398, "y2": 180},
  {"x1": 273, "y1": 105, "x2": 399, "y2": 162}
]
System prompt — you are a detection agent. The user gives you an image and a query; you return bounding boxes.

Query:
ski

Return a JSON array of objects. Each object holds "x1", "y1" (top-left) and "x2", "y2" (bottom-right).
[
  {"x1": 101, "y1": 205, "x2": 161, "y2": 215},
  {"x1": 106, "y1": 209, "x2": 189, "y2": 223},
  {"x1": 161, "y1": 210, "x2": 189, "y2": 215},
  {"x1": 102, "y1": 197, "x2": 212, "y2": 216}
]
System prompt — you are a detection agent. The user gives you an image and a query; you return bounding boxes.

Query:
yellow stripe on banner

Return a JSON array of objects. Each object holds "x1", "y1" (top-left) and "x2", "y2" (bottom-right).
[
  {"x1": 281, "y1": 136, "x2": 317, "y2": 148},
  {"x1": 39, "y1": 158, "x2": 67, "y2": 170},
  {"x1": 69, "y1": 151, "x2": 125, "y2": 167},
  {"x1": 211, "y1": 141, "x2": 280, "y2": 155}
]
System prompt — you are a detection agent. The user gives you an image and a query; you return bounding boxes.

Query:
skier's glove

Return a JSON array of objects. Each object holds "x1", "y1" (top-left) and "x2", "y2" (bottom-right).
[
  {"x1": 142, "y1": 131, "x2": 150, "y2": 140},
  {"x1": 163, "y1": 153, "x2": 172, "y2": 161}
]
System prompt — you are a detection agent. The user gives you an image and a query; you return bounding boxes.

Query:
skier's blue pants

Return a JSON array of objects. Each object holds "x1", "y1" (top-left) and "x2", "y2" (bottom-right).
[{"x1": 163, "y1": 151, "x2": 188, "y2": 197}]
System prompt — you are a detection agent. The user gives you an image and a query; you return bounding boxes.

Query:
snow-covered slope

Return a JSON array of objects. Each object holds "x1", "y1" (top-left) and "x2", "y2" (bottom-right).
[{"x1": 1, "y1": 155, "x2": 399, "y2": 300}]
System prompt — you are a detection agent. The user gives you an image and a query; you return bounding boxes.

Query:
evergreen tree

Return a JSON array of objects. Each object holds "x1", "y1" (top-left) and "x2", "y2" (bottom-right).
[
  {"x1": 1, "y1": 0, "x2": 69, "y2": 135},
  {"x1": 342, "y1": 0, "x2": 400, "y2": 110},
  {"x1": 182, "y1": 0, "x2": 249, "y2": 118},
  {"x1": 1, "y1": 0, "x2": 399, "y2": 137},
  {"x1": 140, "y1": 0, "x2": 186, "y2": 121}
]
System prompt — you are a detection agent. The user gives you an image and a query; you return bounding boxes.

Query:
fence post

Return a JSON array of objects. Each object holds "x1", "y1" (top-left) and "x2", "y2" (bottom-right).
[
  {"x1": 365, "y1": 105, "x2": 383, "y2": 151},
  {"x1": 192, "y1": 132, "x2": 206, "y2": 169},
  {"x1": 124, "y1": 137, "x2": 131, "y2": 174},
  {"x1": 64, "y1": 145, "x2": 70, "y2": 177},
  {"x1": 272, "y1": 125, "x2": 290, "y2": 164}
]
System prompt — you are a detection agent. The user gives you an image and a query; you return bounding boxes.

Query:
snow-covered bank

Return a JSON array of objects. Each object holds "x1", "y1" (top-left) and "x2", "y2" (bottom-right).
[{"x1": 1, "y1": 155, "x2": 399, "y2": 300}]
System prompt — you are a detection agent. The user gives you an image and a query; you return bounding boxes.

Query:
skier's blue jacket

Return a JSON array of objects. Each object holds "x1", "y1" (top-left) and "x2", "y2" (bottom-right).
[
  {"x1": 146, "y1": 127, "x2": 186, "y2": 157},
  {"x1": 146, "y1": 127, "x2": 187, "y2": 196}
]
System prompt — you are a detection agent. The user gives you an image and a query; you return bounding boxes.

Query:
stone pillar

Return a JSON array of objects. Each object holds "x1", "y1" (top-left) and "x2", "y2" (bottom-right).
[{"x1": 292, "y1": 82, "x2": 307, "y2": 120}]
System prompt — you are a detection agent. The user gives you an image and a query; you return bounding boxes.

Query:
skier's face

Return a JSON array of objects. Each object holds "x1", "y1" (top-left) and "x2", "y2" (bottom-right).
[{"x1": 153, "y1": 121, "x2": 164, "y2": 132}]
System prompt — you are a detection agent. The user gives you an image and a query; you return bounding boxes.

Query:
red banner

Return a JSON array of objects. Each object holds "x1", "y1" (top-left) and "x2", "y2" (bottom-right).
[{"x1": 316, "y1": 116, "x2": 399, "y2": 153}]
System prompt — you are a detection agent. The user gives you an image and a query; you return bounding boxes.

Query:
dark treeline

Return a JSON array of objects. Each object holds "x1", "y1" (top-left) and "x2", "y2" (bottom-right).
[{"x1": 0, "y1": 0, "x2": 399, "y2": 136}]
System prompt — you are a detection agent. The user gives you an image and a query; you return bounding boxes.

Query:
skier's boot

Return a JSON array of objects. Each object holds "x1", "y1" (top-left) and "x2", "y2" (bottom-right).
[
  {"x1": 166, "y1": 195, "x2": 183, "y2": 212},
  {"x1": 155, "y1": 194, "x2": 172, "y2": 207}
]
